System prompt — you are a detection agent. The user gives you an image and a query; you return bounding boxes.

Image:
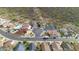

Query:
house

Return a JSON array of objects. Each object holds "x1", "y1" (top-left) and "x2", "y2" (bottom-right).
[
  {"x1": 0, "y1": 41, "x2": 3, "y2": 47},
  {"x1": 40, "y1": 42, "x2": 51, "y2": 51},
  {"x1": 0, "y1": 18, "x2": 6, "y2": 26},
  {"x1": 10, "y1": 40, "x2": 18, "y2": 47},
  {"x1": 44, "y1": 23, "x2": 56, "y2": 31},
  {"x1": 47, "y1": 30, "x2": 60, "y2": 35},
  {"x1": 50, "y1": 41, "x2": 63, "y2": 51},
  {"x1": 72, "y1": 43, "x2": 79, "y2": 51},
  {"x1": 36, "y1": 42, "x2": 41, "y2": 51},
  {"x1": 0, "y1": 39, "x2": 5, "y2": 47},
  {"x1": 75, "y1": 34, "x2": 79, "y2": 39},
  {"x1": 59, "y1": 28, "x2": 73, "y2": 37},
  {"x1": 29, "y1": 43, "x2": 36, "y2": 51},
  {"x1": 22, "y1": 23, "x2": 32, "y2": 30},
  {"x1": 14, "y1": 24, "x2": 22, "y2": 30},
  {"x1": 14, "y1": 23, "x2": 32, "y2": 35},
  {"x1": 0, "y1": 18, "x2": 10, "y2": 26},
  {"x1": 14, "y1": 42, "x2": 25, "y2": 51},
  {"x1": 14, "y1": 28, "x2": 27, "y2": 35},
  {"x1": 2, "y1": 40, "x2": 13, "y2": 51},
  {"x1": 43, "y1": 23, "x2": 60, "y2": 38},
  {"x1": 59, "y1": 28, "x2": 67, "y2": 33},
  {"x1": 61, "y1": 42, "x2": 74, "y2": 51},
  {"x1": 47, "y1": 30, "x2": 61, "y2": 39},
  {"x1": 0, "y1": 35, "x2": 9, "y2": 47},
  {"x1": 60, "y1": 25, "x2": 75, "y2": 37},
  {"x1": 40, "y1": 31, "x2": 50, "y2": 38},
  {"x1": 24, "y1": 30, "x2": 35, "y2": 38},
  {"x1": 10, "y1": 24, "x2": 22, "y2": 34}
]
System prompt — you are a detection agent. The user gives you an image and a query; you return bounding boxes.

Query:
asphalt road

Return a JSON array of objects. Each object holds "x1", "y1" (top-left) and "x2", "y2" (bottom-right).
[{"x1": 0, "y1": 29, "x2": 78, "y2": 41}]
